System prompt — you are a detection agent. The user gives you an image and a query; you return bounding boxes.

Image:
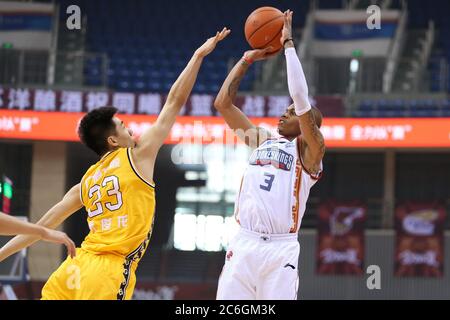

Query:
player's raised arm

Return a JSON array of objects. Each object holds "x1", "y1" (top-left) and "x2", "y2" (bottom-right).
[
  {"x1": 133, "y1": 28, "x2": 230, "y2": 159},
  {"x1": 0, "y1": 184, "x2": 82, "y2": 262},
  {"x1": 213, "y1": 48, "x2": 274, "y2": 148},
  {"x1": 282, "y1": 10, "x2": 325, "y2": 174}
]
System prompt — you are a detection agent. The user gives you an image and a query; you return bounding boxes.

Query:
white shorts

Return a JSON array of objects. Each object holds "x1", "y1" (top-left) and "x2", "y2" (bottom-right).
[{"x1": 216, "y1": 228, "x2": 300, "y2": 300}]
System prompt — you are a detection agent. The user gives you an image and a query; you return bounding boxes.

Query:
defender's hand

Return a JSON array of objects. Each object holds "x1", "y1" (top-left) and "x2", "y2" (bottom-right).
[{"x1": 195, "y1": 27, "x2": 231, "y2": 58}]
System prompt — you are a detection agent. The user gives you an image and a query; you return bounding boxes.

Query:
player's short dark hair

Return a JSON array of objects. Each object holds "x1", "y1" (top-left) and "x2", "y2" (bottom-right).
[{"x1": 77, "y1": 106, "x2": 118, "y2": 155}]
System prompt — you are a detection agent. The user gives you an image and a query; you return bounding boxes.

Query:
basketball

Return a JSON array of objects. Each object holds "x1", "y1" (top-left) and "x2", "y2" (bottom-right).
[{"x1": 244, "y1": 6, "x2": 284, "y2": 53}]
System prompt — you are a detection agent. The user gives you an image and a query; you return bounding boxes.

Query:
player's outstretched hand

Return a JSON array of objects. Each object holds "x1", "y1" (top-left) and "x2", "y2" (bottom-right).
[
  {"x1": 41, "y1": 228, "x2": 76, "y2": 258},
  {"x1": 281, "y1": 9, "x2": 293, "y2": 46},
  {"x1": 195, "y1": 27, "x2": 231, "y2": 58}
]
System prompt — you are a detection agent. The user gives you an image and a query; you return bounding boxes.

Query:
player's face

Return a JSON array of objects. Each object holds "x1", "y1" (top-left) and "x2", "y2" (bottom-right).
[
  {"x1": 277, "y1": 104, "x2": 301, "y2": 137},
  {"x1": 109, "y1": 117, "x2": 135, "y2": 148}
]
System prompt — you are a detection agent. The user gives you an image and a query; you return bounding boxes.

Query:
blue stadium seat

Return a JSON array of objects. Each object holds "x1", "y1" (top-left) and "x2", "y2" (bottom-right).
[
  {"x1": 84, "y1": 75, "x2": 102, "y2": 87},
  {"x1": 377, "y1": 100, "x2": 390, "y2": 110},
  {"x1": 117, "y1": 79, "x2": 131, "y2": 91},
  {"x1": 148, "y1": 81, "x2": 162, "y2": 91},
  {"x1": 132, "y1": 80, "x2": 147, "y2": 92},
  {"x1": 194, "y1": 82, "x2": 207, "y2": 94}
]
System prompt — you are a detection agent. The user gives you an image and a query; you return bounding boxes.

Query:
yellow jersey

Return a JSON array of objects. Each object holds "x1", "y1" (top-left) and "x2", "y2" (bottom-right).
[{"x1": 80, "y1": 147, "x2": 155, "y2": 261}]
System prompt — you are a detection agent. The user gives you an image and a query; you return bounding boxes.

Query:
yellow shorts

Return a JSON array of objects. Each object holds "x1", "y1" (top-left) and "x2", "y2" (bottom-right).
[{"x1": 41, "y1": 248, "x2": 137, "y2": 300}]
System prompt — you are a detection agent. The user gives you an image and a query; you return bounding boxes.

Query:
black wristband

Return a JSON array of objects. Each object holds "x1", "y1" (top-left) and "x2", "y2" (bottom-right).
[{"x1": 283, "y1": 38, "x2": 294, "y2": 47}]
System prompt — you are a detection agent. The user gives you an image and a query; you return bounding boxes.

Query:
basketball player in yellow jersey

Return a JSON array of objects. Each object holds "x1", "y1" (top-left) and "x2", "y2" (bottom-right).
[{"x1": 0, "y1": 28, "x2": 230, "y2": 300}]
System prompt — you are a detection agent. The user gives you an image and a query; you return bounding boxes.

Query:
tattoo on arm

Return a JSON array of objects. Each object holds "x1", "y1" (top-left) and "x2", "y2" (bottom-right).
[
  {"x1": 227, "y1": 61, "x2": 248, "y2": 101},
  {"x1": 304, "y1": 111, "x2": 325, "y2": 173},
  {"x1": 227, "y1": 77, "x2": 242, "y2": 100},
  {"x1": 307, "y1": 112, "x2": 325, "y2": 150}
]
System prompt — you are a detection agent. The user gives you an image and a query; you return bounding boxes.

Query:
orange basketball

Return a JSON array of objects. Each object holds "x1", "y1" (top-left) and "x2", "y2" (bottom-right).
[{"x1": 244, "y1": 7, "x2": 284, "y2": 54}]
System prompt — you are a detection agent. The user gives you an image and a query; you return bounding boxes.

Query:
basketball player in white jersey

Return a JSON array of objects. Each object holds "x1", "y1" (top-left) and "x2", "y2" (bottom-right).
[{"x1": 213, "y1": 10, "x2": 325, "y2": 300}]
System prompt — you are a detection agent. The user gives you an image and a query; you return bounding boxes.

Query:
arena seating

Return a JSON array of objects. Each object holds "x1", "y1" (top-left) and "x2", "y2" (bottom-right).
[{"x1": 58, "y1": 0, "x2": 309, "y2": 93}]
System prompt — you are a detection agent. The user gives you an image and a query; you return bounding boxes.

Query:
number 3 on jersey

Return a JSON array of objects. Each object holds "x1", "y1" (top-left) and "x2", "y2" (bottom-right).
[
  {"x1": 260, "y1": 172, "x2": 275, "y2": 191},
  {"x1": 87, "y1": 175, "x2": 123, "y2": 217}
]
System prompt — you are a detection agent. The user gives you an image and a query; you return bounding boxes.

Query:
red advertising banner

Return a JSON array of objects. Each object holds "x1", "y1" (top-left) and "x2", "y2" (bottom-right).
[
  {"x1": 395, "y1": 202, "x2": 446, "y2": 277},
  {"x1": 1, "y1": 110, "x2": 450, "y2": 148},
  {"x1": 317, "y1": 201, "x2": 367, "y2": 275}
]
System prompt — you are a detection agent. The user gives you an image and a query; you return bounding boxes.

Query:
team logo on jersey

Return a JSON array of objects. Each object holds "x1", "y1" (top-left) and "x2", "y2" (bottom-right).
[{"x1": 249, "y1": 147, "x2": 294, "y2": 171}]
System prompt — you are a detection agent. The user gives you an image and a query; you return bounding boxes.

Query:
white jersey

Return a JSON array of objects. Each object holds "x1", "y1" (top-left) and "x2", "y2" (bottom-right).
[{"x1": 235, "y1": 136, "x2": 322, "y2": 234}]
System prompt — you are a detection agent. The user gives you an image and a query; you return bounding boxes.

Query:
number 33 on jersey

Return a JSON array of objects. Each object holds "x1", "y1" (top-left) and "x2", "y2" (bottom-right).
[{"x1": 80, "y1": 148, "x2": 156, "y2": 256}]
